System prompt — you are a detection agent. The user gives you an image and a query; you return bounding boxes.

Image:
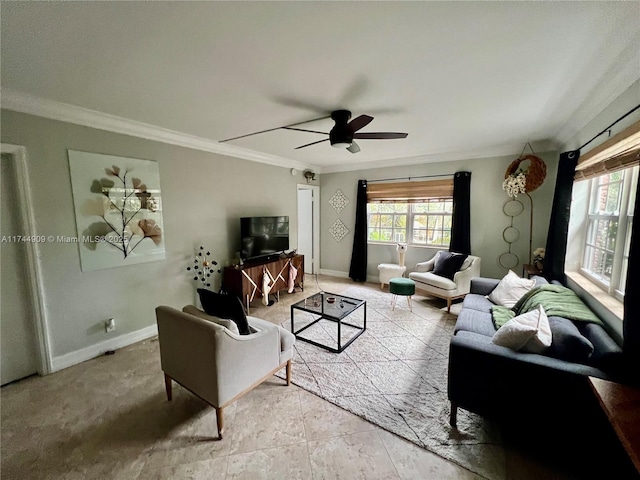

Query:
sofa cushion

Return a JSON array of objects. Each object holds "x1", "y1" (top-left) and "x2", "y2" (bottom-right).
[
  {"x1": 410, "y1": 272, "x2": 457, "y2": 291},
  {"x1": 492, "y1": 306, "x2": 552, "y2": 353},
  {"x1": 182, "y1": 305, "x2": 241, "y2": 335},
  {"x1": 579, "y1": 323, "x2": 622, "y2": 371},
  {"x1": 455, "y1": 308, "x2": 497, "y2": 337},
  {"x1": 432, "y1": 252, "x2": 469, "y2": 280},
  {"x1": 197, "y1": 288, "x2": 251, "y2": 335},
  {"x1": 487, "y1": 270, "x2": 536, "y2": 308},
  {"x1": 546, "y1": 317, "x2": 594, "y2": 363},
  {"x1": 462, "y1": 293, "x2": 494, "y2": 313}
]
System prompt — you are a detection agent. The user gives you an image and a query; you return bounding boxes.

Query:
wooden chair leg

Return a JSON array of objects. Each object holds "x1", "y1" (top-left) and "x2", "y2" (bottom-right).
[
  {"x1": 286, "y1": 359, "x2": 292, "y2": 386},
  {"x1": 216, "y1": 407, "x2": 224, "y2": 440},
  {"x1": 407, "y1": 295, "x2": 412, "y2": 312},
  {"x1": 446, "y1": 298, "x2": 452, "y2": 313},
  {"x1": 164, "y1": 373, "x2": 172, "y2": 401},
  {"x1": 450, "y1": 402, "x2": 458, "y2": 428}
]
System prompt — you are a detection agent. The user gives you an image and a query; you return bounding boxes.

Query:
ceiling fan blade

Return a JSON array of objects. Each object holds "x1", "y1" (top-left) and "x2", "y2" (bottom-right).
[
  {"x1": 295, "y1": 138, "x2": 330, "y2": 150},
  {"x1": 348, "y1": 114, "x2": 374, "y2": 132},
  {"x1": 282, "y1": 127, "x2": 328, "y2": 135},
  {"x1": 347, "y1": 141, "x2": 361, "y2": 154},
  {"x1": 220, "y1": 115, "x2": 331, "y2": 143},
  {"x1": 353, "y1": 132, "x2": 408, "y2": 139}
]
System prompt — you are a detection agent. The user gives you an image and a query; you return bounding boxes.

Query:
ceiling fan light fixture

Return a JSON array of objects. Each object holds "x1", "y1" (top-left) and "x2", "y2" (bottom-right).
[{"x1": 331, "y1": 142, "x2": 352, "y2": 149}]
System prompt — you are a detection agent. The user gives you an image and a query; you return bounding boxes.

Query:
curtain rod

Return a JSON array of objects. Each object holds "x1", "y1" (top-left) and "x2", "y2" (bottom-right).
[
  {"x1": 367, "y1": 173, "x2": 455, "y2": 183},
  {"x1": 578, "y1": 103, "x2": 640, "y2": 152}
]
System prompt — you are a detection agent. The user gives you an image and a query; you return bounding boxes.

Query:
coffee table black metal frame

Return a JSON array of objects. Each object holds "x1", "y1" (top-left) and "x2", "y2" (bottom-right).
[{"x1": 291, "y1": 292, "x2": 366, "y2": 353}]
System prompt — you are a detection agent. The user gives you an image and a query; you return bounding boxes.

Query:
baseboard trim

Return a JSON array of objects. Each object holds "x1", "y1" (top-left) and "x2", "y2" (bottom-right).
[
  {"x1": 318, "y1": 269, "x2": 379, "y2": 285},
  {"x1": 318, "y1": 269, "x2": 349, "y2": 278},
  {"x1": 51, "y1": 324, "x2": 158, "y2": 372}
]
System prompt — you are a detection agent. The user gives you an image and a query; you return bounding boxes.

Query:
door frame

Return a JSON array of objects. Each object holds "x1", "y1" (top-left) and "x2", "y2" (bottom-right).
[
  {"x1": 296, "y1": 184, "x2": 320, "y2": 274},
  {"x1": 1, "y1": 144, "x2": 52, "y2": 375}
]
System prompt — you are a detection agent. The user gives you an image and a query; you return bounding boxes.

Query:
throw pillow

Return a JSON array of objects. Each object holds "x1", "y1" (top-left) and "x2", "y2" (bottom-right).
[
  {"x1": 546, "y1": 317, "x2": 594, "y2": 362},
  {"x1": 432, "y1": 252, "x2": 469, "y2": 280},
  {"x1": 197, "y1": 289, "x2": 251, "y2": 335},
  {"x1": 492, "y1": 305, "x2": 552, "y2": 353},
  {"x1": 487, "y1": 270, "x2": 535, "y2": 308},
  {"x1": 182, "y1": 305, "x2": 240, "y2": 335}
]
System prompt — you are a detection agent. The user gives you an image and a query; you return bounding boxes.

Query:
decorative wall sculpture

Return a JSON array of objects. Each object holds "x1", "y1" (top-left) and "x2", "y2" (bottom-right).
[
  {"x1": 329, "y1": 189, "x2": 350, "y2": 213},
  {"x1": 329, "y1": 219, "x2": 349, "y2": 242},
  {"x1": 68, "y1": 150, "x2": 165, "y2": 271}
]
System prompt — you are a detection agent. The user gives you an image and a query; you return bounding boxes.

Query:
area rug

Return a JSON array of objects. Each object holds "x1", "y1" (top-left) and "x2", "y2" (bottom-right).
[{"x1": 278, "y1": 285, "x2": 504, "y2": 479}]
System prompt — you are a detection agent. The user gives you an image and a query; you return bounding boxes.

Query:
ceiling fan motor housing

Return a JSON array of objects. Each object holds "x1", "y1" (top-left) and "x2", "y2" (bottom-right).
[{"x1": 330, "y1": 110, "x2": 353, "y2": 147}]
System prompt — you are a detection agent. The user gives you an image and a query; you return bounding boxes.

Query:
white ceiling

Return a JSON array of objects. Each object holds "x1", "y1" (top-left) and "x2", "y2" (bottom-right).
[{"x1": 2, "y1": 2, "x2": 639, "y2": 173}]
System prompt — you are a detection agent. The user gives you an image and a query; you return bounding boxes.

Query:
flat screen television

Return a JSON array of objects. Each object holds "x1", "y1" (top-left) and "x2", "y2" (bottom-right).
[{"x1": 240, "y1": 216, "x2": 289, "y2": 261}]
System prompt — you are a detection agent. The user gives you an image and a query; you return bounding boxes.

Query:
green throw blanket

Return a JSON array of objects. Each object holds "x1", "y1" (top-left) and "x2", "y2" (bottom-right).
[{"x1": 491, "y1": 284, "x2": 603, "y2": 329}]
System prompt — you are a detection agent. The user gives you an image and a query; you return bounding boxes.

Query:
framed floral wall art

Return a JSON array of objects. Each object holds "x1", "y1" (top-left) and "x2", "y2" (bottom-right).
[{"x1": 68, "y1": 150, "x2": 165, "y2": 272}]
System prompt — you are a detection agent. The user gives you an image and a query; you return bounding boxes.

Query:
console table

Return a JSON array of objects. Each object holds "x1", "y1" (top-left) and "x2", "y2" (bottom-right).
[
  {"x1": 588, "y1": 376, "x2": 640, "y2": 473},
  {"x1": 223, "y1": 254, "x2": 304, "y2": 313}
]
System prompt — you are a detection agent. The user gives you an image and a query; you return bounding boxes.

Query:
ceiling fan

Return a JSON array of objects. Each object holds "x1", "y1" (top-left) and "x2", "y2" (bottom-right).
[
  {"x1": 287, "y1": 110, "x2": 408, "y2": 154},
  {"x1": 220, "y1": 109, "x2": 408, "y2": 154}
]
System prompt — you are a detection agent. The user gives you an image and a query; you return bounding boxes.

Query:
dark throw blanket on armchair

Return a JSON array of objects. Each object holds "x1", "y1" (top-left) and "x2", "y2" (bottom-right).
[{"x1": 491, "y1": 284, "x2": 604, "y2": 329}]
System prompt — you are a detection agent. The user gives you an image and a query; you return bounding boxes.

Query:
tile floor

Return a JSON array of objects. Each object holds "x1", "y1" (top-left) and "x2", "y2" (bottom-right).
[{"x1": 0, "y1": 275, "x2": 601, "y2": 479}]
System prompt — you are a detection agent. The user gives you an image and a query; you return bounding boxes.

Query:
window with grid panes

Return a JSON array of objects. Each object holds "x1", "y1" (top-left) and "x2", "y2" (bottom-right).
[
  {"x1": 367, "y1": 198, "x2": 453, "y2": 247},
  {"x1": 581, "y1": 165, "x2": 637, "y2": 300}
]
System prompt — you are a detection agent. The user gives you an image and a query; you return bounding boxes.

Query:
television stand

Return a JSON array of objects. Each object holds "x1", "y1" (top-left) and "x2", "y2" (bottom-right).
[{"x1": 223, "y1": 254, "x2": 304, "y2": 314}]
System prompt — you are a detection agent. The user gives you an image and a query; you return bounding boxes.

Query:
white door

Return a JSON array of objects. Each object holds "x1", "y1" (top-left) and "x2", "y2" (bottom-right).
[
  {"x1": 297, "y1": 188, "x2": 314, "y2": 273},
  {"x1": 297, "y1": 185, "x2": 320, "y2": 274},
  {"x1": 1, "y1": 153, "x2": 38, "y2": 385}
]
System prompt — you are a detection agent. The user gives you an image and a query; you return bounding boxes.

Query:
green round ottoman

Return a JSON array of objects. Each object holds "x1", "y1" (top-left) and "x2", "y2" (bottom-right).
[{"x1": 389, "y1": 277, "x2": 416, "y2": 311}]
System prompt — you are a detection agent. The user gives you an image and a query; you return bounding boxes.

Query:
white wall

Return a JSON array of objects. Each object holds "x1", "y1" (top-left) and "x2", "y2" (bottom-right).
[
  {"x1": 319, "y1": 151, "x2": 559, "y2": 281},
  {"x1": 1, "y1": 109, "x2": 316, "y2": 366}
]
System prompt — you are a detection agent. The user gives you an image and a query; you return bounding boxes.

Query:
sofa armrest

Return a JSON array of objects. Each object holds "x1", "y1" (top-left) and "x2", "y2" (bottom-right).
[
  {"x1": 452, "y1": 257, "x2": 481, "y2": 294},
  {"x1": 415, "y1": 254, "x2": 438, "y2": 272},
  {"x1": 470, "y1": 277, "x2": 500, "y2": 295}
]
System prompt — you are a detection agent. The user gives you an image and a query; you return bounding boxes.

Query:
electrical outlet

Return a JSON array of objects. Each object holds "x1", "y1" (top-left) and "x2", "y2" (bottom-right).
[{"x1": 105, "y1": 318, "x2": 115, "y2": 332}]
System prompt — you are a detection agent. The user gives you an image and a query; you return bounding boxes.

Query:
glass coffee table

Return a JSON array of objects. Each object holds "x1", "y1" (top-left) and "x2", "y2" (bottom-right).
[{"x1": 291, "y1": 292, "x2": 366, "y2": 353}]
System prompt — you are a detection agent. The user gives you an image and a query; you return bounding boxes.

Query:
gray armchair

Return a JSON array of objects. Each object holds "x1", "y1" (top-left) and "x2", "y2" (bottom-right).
[{"x1": 155, "y1": 305, "x2": 295, "y2": 439}]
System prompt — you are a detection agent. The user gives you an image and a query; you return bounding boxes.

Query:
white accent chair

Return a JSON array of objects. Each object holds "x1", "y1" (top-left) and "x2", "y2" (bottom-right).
[
  {"x1": 156, "y1": 305, "x2": 295, "y2": 440},
  {"x1": 408, "y1": 251, "x2": 481, "y2": 312}
]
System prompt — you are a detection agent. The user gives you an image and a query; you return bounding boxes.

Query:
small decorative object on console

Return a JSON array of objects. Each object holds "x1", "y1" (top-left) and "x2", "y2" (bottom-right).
[
  {"x1": 533, "y1": 247, "x2": 545, "y2": 270},
  {"x1": 186, "y1": 246, "x2": 221, "y2": 288}
]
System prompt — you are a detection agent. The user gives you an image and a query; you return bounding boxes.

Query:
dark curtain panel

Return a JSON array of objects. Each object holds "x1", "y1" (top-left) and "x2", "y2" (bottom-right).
[
  {"x1": 544, "y1": 150, "x2": 580, "y2": 283},
  {"x1": 623, "y1": 169, "x2": 640, "y2": 383},
  {"x1": 349, "y1": 180, "x2": 368, "y2": 281},
  {"x1": 450, "y1": 171, "x2": 471, "y2": 254}
]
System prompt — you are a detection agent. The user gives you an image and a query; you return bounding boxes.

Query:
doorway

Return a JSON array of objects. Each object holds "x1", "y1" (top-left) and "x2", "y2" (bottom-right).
[
  {"x1": 297, "y1": 184, "x2": 320, "y2": 274},
  {"x1": 1, "y1": 144, "x2": 50, "y2": 383}
]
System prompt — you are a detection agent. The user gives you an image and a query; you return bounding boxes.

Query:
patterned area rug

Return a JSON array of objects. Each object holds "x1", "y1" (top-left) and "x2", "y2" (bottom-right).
[{"x1": 279, "y1": 285, "x2": 503, "y2": 479}]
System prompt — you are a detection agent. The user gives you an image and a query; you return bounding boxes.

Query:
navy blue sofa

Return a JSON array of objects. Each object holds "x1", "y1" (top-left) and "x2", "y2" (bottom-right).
[{"x1": 447, "y1": 275, "x2": 624, "y2": 427}]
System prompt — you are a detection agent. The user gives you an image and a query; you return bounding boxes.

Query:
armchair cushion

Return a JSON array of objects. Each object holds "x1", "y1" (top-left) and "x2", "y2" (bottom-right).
[
  {"x1": 197, "y1": 288, "x2": 251, "y2": 335},
  {"x1": 432, "y1": 252, "x2": 468, "y2": 280},
  {"x1": 183, "y1": 305, "x2": 240, "y2": 335}
]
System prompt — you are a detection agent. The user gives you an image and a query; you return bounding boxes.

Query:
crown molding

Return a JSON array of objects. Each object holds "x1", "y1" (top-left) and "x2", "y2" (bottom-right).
[
  {"x1": 320, "y1": 140, "x2": 557, "y2": 174},
  {"x1": 1, "y1": 89, "x2": 321, "y2": 173}
]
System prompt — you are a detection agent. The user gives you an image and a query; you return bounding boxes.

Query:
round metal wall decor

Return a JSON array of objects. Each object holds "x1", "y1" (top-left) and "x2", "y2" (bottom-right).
[
  {"x1": 498, "y1": 252, "x2": 519, "y2": 269},
  {"x1": 503, "y1": 199, "x2": 524, "y2": 217},
  {"x1": 503, "y1": 226, "x2": 520, "y2": 243}
]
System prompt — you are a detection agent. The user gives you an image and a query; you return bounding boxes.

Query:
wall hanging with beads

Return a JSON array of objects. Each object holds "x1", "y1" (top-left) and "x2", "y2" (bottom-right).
[{"x1": 186, "y1": 246, "x2": 221, "y2": 289}]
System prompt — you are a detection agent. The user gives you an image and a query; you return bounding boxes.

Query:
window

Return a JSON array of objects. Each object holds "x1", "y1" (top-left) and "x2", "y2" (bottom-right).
[
  {"x1": 367, "y1": 198, "x2": 453, "y2": 247},
  {"x1": 580, "y1": 165, "x2": 637, "y2": 301}
]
